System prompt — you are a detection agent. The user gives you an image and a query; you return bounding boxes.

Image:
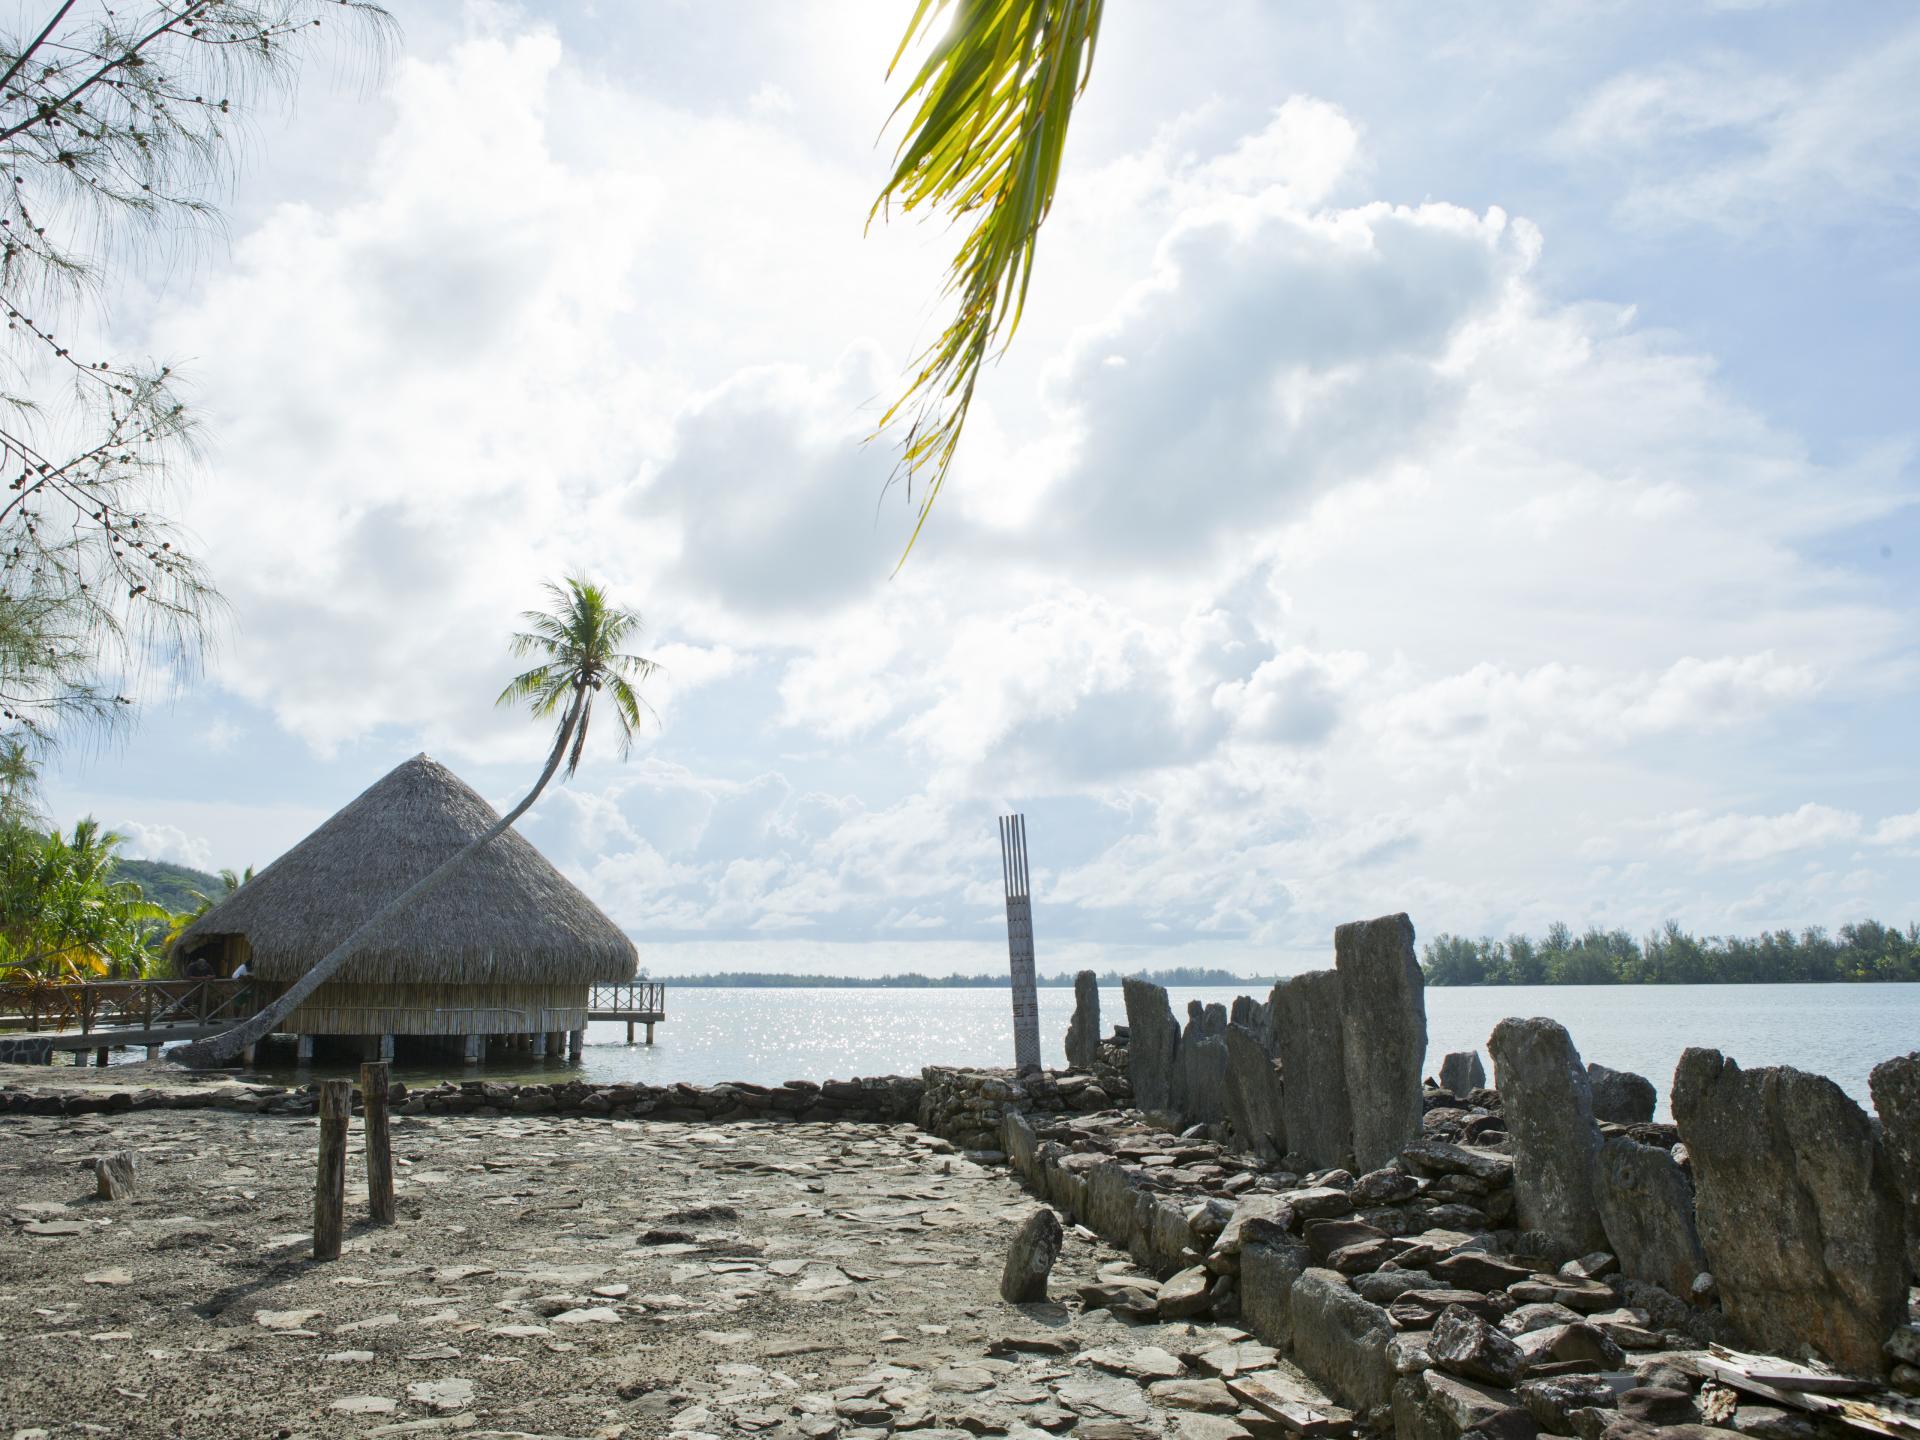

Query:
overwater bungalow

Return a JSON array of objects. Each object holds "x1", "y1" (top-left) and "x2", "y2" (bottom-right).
[{"x1": 173, "y1": 753, "x2": 637, "y2": 1063}]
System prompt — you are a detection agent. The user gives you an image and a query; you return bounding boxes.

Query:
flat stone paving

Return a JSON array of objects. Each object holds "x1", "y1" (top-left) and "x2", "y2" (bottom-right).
[{"x1": 1, "y1": 1107, "x2": 1316, "y2": 1440}]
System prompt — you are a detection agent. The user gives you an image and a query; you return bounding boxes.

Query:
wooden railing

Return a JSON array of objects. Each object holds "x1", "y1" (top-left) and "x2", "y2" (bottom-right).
[
  {"x1": 0, "y1": 977, "x2": 251, "y2": 1035},
  {"x1": 588, "y1": 981, "x2": 666, "y2": 1016}
]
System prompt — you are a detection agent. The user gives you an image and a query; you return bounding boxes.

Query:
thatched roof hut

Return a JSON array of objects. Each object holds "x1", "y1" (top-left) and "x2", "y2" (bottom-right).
[{"x1": 176, "y1": 754, "x2": 636, "y2": 1044}]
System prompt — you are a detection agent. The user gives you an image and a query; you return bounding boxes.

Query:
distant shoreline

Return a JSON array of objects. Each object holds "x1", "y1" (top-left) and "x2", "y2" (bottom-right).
[
  {"x1": 644, "y1": 969, "x2": 1920, "y2": 989},
  {"x1": 647, "y1": 968, "x2": 1271, "y2": 989}
]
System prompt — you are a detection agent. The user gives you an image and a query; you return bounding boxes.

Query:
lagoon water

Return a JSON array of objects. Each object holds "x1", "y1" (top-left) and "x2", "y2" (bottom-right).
[{"x1": 247, "y1": 982, "x2": 1920, "y2": 1116}]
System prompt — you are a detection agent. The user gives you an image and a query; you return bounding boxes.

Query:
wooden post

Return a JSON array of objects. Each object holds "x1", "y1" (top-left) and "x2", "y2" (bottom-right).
[
  {"x1": 314, "y1": 1078, "x2": 350, "y2": 1261},
  {"x1": 94, "y1": 1047, "x2": 110, "y2": 1068},
  {"x1": 645, "y1": 1022, "x2": 655, "y2": 1045},
  {"x1": 626, "y1": 1019, "x2": 635, "y2": 1045},
  {"x1": 568, "y1": 1028, "x2": 583, "y2": 1060},
  {"x1": 360, "y1": 1060, "x2": 395, "y2": 1226},
  {"x1": 462, "y1": 1032, "x2": 484, "y2": 1063}
]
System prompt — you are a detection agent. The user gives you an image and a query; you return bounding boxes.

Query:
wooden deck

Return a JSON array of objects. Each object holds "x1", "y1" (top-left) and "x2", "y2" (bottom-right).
[
  {"x1": 588, "y1": 980, "x2": 666, "y2": 1043},
  {"x1": 0, "y1": 978, "x2": 252, "y2": 1064},
  {"x1": 0, "y1": 977, "x2": 670, "y2": 1061}
]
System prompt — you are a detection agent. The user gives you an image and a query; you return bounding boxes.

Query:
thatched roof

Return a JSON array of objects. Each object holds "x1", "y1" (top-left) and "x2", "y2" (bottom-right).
[{"x1": 176, "y1": 754, "x2": 637, "y2": 985}]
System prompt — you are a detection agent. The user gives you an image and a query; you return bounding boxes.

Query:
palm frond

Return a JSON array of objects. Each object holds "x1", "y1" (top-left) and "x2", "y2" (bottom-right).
[{"x1": 872, "y1": 0, "x2": 1105, "y2": 567}]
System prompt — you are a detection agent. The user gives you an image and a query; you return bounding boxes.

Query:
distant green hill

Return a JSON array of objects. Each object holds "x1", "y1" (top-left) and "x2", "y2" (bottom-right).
[{"x1": 112, "y1": 857, "x2": 222, "y2": 914}]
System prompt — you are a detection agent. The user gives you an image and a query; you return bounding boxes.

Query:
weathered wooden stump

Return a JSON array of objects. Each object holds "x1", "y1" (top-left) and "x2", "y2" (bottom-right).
[
  {"x1": 95, "y1": 1148, "x2": 138, "y2": 1200},
  {"x1": 361, "y1": 1060, "x2": 394, "y2": 1225},
  {"x1": 314, "y1": 1078, "x2": 351, "y2": 1261}
]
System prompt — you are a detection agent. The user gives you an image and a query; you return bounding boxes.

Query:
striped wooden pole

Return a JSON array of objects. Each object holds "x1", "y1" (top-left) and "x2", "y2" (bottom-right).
[{"x1": 999, "y1": 814, "x2": 1041, "y2": 1074}]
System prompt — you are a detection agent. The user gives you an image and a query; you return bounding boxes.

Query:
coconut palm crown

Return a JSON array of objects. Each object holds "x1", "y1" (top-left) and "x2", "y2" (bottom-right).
[{"x1": 497, "y1": 577, "x2": 657, "y2": 780}]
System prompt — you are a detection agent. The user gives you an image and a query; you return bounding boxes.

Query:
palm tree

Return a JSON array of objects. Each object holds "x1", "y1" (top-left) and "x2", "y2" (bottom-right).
[
  {"x1": 171, "y1": 576, "x2": 657, "y2": 1067},
  {"x1": 873, "y1": 0, "x2": 1106, "y2": 561}
]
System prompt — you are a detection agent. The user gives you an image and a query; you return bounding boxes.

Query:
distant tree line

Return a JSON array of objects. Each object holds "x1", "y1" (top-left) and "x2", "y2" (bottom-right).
[
  {"x1": 654, "y1": 967, "x2": 1268, "y2": 990},
  {"x1": 1421, "y1": 920, "x2": 1920, "y2": 986}
]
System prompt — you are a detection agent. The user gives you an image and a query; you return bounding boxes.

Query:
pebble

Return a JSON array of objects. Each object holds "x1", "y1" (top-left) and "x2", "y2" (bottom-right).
[{"x1": 255, "y1": 1308, "x2": 323, "y2": 1330}]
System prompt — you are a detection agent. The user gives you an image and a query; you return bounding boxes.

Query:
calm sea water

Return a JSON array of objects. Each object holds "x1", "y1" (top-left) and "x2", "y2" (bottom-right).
[{"x1": 234, "y1": 982, "x2": 1918, "y2": 1117}]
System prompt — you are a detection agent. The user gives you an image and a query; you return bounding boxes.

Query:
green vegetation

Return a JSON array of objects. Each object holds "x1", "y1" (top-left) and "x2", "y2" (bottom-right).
[
  {"x1": 0, "y1": 3, "x2": 393, "y2": 755},
  {"x1": 656, "y1": 967, "x2": 1271, "y2": 990},
  {"x1": 110, "y1": 858, "x2": 221, "y2": 917},
  {"x1": 872, "y1": 0, "x2": 1104, "y2": 558},
  {"x1": 0, "y1": 818, "x2": 167, "y2": 980},
  {"x1": 1421, "y1": 919, "x2": 1920, "y2": 986}
]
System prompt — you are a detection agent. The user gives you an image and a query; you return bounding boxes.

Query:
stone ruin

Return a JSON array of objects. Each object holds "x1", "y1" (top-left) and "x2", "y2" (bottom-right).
[
  {"x1": 1032, "y1": 907, "x2": 1920, "y2": 1431},
  {"x1": 1108, "y1": 911, "x2": 1429, "y2": 1175}
]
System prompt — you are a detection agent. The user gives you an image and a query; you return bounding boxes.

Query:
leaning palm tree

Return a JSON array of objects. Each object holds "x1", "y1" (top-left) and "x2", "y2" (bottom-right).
[
  {"x1": 172, "y1": 576, "x2": 657, "y2": 1066},
  {"x1": 873, "y1": 0, "x2": 1106, "y2": 562}
]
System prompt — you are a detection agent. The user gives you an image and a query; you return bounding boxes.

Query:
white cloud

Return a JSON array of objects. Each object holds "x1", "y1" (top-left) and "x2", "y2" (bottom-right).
[
  {"x1": 1559, "y1": 25, "x2": 1920, "y2": 230},
  {"x1": 64, "y1": 10, "x2": 1915, "y2": 963},
  {"x1": 116, "y1": 822, "x2": 215, "y2": 872},
  {"x1": 1660, "y1": 803, "x2": 1863, "y2": 865}
]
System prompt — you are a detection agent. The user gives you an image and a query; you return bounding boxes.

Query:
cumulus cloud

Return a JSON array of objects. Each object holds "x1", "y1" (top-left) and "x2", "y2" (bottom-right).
[
  {"x1": 77, "y1": 9, "x2": 1915, "y2": 963},
  {"x1": 117, "y1": 823, "x2": 215, "y2": 872}
]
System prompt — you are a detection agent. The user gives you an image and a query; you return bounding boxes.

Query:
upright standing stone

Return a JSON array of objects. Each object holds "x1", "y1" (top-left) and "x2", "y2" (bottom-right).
[
  {"x1": 1000, "y1": 1206, "x2": 1064, "y2": 1303},
  {"x1": 1587, "y1": 1063, "x2": 1657, "y2": 1125},
  {"x1": 1230, "y1": 994, "x2": 1272, "y2": 1037},
  {"x1": 1869, "y1": 1052, "x2": 1920, "y2": 1281},
  {"x1": 1439, "y1": 1051, "x2": 1486, "y2": 1098},
  {"x1": 1336, "y1": 913, "x2": 1427, "y2": 1171},
  {"x1": 1593, "y1": 1135, "x2": 1706, "y2": 1296},
  {"x1": 1224, "y1": 1023, "x2": 1287, "y2": 1159},
  {"x1": 1124, "y1": 979, "x2": 1182, "y2": 1116},
  {"x1": 1180, "y1": 1001, "x2": 1231, "y2": 1124},
  {"x1": 1487, "y1": 1017, "x2": 1606, "y2": 1253},
  {"x1": 1271, "y1": 970, "x2": 1352, "y2": 1168},
  {"x1": 1673, "y1": 1048, "x2": 1905, "y2": 1375},
  {"x1": 1064, "y1": 970, "x2": 1102, "y2": 1071}
]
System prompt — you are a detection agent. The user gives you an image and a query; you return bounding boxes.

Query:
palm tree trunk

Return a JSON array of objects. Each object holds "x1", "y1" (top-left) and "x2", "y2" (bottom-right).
[{"x1": 171, "y1": 684, "x2": 589, "y2": 1068}]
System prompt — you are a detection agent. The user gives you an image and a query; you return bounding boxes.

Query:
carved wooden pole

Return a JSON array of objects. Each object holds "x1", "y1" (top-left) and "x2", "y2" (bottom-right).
[
  {"x1": 360, "y1": 1060, "x2": 394, "y2": 1225},
  {"x1": 999, "y1": 813, "x2": 1041, "y2": 1074},
  {"x1": 314, "y1": 1078, "x2": 350, "y2": 1260}
]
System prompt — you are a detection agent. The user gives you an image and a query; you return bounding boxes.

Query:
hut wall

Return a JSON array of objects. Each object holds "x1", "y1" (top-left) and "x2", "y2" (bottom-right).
[{"x1": 263, "y1": 982, "x2": 590, "y2": 1037}]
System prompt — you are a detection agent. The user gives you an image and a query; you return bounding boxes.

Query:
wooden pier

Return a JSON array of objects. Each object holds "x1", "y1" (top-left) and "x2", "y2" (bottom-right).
[
  {"x1": 0, "y1": 978, "x2": 250, "y2": 1064},
  {"x1": 0, "y1": 976, "x2": 668, "y2": 1063},
  {"x1": 589, "y1": 980, "x2": 666, "y2": 1044}
]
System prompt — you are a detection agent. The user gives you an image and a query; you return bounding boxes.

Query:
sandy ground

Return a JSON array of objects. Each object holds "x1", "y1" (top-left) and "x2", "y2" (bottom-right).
[{"x1": 1, "y1": 1101, "x2": 1312, "y2": 1440}]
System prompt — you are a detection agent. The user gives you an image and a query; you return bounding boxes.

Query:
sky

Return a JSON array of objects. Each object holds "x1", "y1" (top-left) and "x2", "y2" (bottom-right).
[{"x1": 43, "y1": 0, "x2": 1920, "y2": 978}]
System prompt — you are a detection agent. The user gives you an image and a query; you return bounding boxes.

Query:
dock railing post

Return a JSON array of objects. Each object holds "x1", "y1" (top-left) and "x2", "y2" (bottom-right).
[
  {"x1": 361, "y1": 1060, "x2": 394, "y2": 1226},
  {"x1": 314, "y1": 1078, "x2": 351, "y2": 1260}
]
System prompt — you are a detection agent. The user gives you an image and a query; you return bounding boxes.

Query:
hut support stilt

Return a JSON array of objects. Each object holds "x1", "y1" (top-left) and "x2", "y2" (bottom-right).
[
  {"x1": 568, "y1": 1028, "x2": 583, "y2": 1059},
  {"x1": 368, "y1": 1033, "x2": 394, "y2": 1062},
  {"x1": 462, "y1": 1033, "x2": 484, "y2": 1064},
  {"x1": 295, "y1": 1034, "x2": 314, "y2": 1063},
  {"x1": 645, "y1": 1022, "x2": 655, "y2": 1045},
  {"x1": 145, "y1": 1045, "x2": 160, "y2": 1061},
  {"x1": 95, "y1": 1047, "x2": 109, "y2": 1068},
  {"x1": 239, "y1": 1043, "x2": 255, "y2": 1066},
  {"x1": 625, "y1": 1019, "x2": 634, "y2": 1044}
]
